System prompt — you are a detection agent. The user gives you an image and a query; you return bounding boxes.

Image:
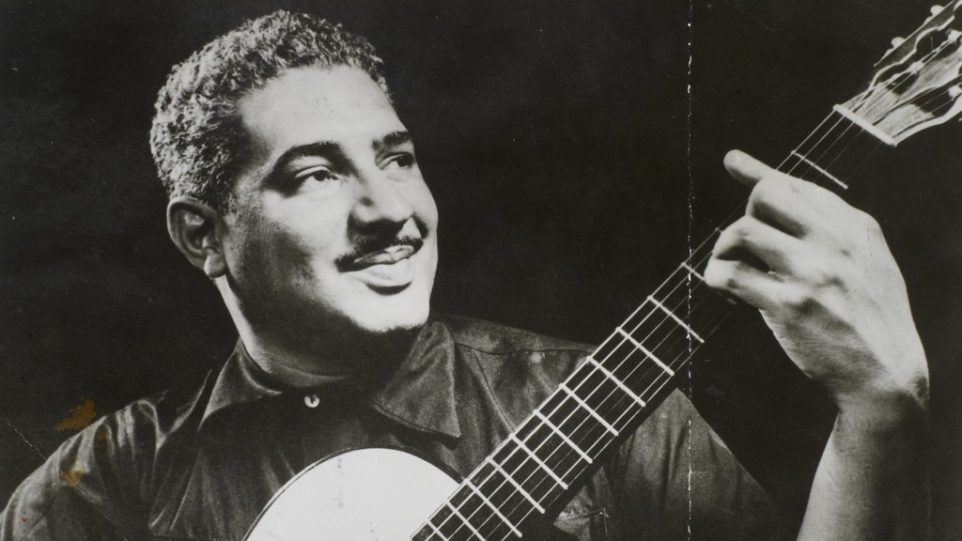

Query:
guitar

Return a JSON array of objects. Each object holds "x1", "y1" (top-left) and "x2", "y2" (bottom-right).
[{"x1": 245, "y1": 3, "x2": 962, "y2": 540}]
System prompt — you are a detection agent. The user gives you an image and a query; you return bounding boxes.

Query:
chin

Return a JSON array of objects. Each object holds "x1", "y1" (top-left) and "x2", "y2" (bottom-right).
[{"x1": 338, "y1": 286, "x2": 432, "y2": 336}]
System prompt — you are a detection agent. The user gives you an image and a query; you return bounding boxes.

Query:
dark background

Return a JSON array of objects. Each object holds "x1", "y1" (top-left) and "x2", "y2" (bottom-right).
[{"x1": 1, "y1": 0, "x2": 959, "y2": 537}]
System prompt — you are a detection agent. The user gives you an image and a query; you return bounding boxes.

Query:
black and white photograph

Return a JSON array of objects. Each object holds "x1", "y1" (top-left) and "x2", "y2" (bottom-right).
[{"x1": 1, "y1": 1, "x2": 960, "y2": 539}]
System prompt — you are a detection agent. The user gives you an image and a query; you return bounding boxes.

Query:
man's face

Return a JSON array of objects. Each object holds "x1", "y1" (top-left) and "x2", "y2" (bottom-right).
[{"x1": 222, "y1": 65, "x2": 439, "y2": 350}]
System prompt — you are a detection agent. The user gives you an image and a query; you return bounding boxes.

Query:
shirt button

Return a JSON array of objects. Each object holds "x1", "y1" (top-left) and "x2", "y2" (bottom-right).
[{"x1": 303, "y1": 394, "x2": 320, "y2": 408}]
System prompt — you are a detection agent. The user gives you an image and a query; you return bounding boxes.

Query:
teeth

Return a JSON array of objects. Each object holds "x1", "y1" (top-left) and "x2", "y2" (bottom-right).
[{"x1": 353, "y1": 245, "x2": 415, "y2": 266}]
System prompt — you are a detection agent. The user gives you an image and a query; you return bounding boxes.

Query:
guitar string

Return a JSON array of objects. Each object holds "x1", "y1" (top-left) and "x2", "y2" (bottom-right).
[
  {"x1": 530, "y1": 114, "x2": 884, "y2": 481},
  {"x1": 424, "y1": 32, "x2": 951, "y2": 532},
  {"x1": 853, "y1": 31, "x2": 959, "y2": 115},
  {"x1": 812, "y1": 72, "x2": 961, "y2": 191},
  {"x1": 428, "y1": 118, "x2": 873, "y2": 541},
  {"x1": 441, "y1": 254, "x2": 748, "y2": 540},
  {"x1": 808, "y1": 32, "x2": 960, "y2": 178},
  {"x1": 420, "y1": 110, "x2": 876, "y2": 541},
  {"x1": 458, "y1": 132, "x2": 885, "y2": 541},
  {"x1": 791, "y1": 32, "x2": 956, "y2": 176},
  {"x1": 423, "y1": 243, "x2": 730, "y2": 540},
  {"x1": 802, "y1": 57, "x2": 962, "y2": 189},
  {"x1": 435, "y1": 255, "x2": 722, "y2": 539},
  {"x1": 430, "y1": 212, "x2": 781, "y2": 540},
  {"x1": 418, "y1": 177, "x2": 763, "y2": 539},
  {"x1": 845, "y1": 35, "x2": 960, "y2": 154},
  {"x1": 424, "y1": 180, "x2": 781, "y2": 540},
  {"x1": 870, "y1": 36, "x2": 959, "y2": 119},
  {"x1": 485, "y1": 127, "x2": 892, "y2": 539},
  {"x1": 465, "y1": 37, "x2": 962, "y2": 539},
  {"x1": 428, "y1": 269, "x2": 721, "y2": 540},
  {"x1": 461, "y1": 119, "x2": 895, "y2": 541},
  {"x1": 421, "y1": 115, "x2": 822, "y2": 540}
]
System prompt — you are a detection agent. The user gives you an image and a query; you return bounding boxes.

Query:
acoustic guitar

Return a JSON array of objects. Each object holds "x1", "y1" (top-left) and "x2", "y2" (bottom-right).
[{"x1": 245, "y1": 3, "x2": 962, "y2": 539}]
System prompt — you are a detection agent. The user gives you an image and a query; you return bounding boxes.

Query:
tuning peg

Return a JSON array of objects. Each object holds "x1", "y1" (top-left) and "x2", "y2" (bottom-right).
[
  {"x1": 891, "y1": 37, "x2": 905, "y2": 48},
  {"x1": 931, "y1": 5, "x2": 944, "y2": 16}
]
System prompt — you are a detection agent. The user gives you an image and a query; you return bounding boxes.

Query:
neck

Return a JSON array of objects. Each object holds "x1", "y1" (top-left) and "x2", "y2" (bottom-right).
[
  {"x1": 223, "y1": 302, "x2": 422, "y2": 390},
  {"x1": 241, "y1": 325, "x2": 422, "y2": 389}
]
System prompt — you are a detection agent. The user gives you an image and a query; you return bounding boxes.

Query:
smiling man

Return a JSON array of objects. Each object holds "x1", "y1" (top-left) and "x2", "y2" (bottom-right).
[{"x1": 1, "y1": 10, "x2": 929, "y2": 541}]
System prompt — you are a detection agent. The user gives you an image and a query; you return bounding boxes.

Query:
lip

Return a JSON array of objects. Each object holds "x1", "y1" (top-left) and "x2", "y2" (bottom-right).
[
  {"x1": 347, "y1": 244, "x2": 418, "y2": 269},
  {"x1": 341, "y1": 243, "x2": 421, "y2": 290}
]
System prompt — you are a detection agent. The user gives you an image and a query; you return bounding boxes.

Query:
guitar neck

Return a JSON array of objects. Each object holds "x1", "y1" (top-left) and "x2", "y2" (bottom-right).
[
  {"x1": 410, "y1": 107, "x2": 889, "y2": 541},
  {"x1": 408, "y1": 2, "x2": 962, "y2": 537}
]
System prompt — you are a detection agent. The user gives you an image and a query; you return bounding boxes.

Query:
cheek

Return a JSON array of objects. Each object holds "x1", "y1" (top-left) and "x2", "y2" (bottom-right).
[
  {"x1": 232, "y1": 202, "x2": 346, "y2": 287},
  {"x1": 410, "y1": 179, "x2": 439, "y2": 229}
]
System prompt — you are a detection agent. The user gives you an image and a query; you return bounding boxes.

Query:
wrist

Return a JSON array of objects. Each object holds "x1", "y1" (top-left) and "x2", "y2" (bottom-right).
[{"x1": 836, "y1": 383, "x2": 929, "y2": 436}]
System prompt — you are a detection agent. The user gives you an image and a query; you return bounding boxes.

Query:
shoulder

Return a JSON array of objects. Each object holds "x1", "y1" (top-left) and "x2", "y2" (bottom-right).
[
  {"x1": 437, "y1": 313, "x2": 593, "y2": 355},
  {"x1": 93, "y1": 374, "x2": 213, "y2": 469},
  {"x1": 1, "y1": 376, "x2": 213, "y2": 539},
  {"x1": 434, "y1": 314, "x2": 593, "y2": 426}
]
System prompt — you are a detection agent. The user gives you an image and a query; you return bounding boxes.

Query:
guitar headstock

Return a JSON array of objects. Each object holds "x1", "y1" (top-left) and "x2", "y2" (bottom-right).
[{"x1": 840, "y1": 1, "x2": 962, "y2": 145}]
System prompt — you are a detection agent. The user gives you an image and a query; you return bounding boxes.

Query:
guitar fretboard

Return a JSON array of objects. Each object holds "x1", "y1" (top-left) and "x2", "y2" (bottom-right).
[{"x1": 412, "y1": 105, "x2": 891, "y2": 541}]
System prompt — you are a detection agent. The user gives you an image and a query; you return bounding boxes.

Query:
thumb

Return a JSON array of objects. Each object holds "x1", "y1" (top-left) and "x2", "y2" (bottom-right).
[{"x1": 723, "y1": 150, "x2": 774, "y2": 188}]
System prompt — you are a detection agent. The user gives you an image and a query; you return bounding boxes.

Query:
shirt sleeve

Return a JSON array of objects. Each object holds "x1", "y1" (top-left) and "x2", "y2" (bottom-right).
[
  {"x1": 1, "y1": 411, "x2": 149, "y2": 541},
  {"x1": 604, "y1": 390, "x2": 793, "y2": 540}
]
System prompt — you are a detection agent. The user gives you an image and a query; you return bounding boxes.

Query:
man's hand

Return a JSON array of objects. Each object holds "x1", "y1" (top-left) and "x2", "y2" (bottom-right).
[
  {"x1": 704, "y1": 150, "x2": 928, "y2": 425},
  {"x1": 704, "y1": 150, "x2": 930, "y2": 540}
]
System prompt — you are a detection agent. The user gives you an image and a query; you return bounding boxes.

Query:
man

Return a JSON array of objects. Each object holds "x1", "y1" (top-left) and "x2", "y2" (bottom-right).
[{"x1": 1, "y1": 10, "x2": 929, "y2": 540}]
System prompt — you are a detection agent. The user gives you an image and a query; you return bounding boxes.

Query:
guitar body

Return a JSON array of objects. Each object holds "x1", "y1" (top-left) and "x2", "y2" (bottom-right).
[{"x1": 244, "y1": 448, "x2": 458, "y2": 540}]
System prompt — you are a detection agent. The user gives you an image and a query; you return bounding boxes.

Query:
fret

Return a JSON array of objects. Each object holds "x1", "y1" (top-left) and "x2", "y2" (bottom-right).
[
  {"x1": 533, "y1": 410, "x2": 592, "y2": 464},
  {"x1": 832, "y1": 104, "x2": 898, "y2": 147},
  {"x1": 509, "y1": 433, "x2": 568, "y2": 490},
  {"x1": 427, "y1": 519, "x2": 449, "y2": 540},
  {"x1": 615, "y1": 326, "x2": 675, "y2": 376},
  {"x1": 559, "y1": 383, "x2": 618, "y2": 436},
  {"x1": 443, "y1": 501, "x2": 484, "y2": 540},
  {"x1": 486, "y1": 458, "x2": 545, "y2": 513},
  {"x1": 789, "y1": 150, "x2": 849, "y2": 190},
  {"x1": 680, "y1": 262, "x2": 705, "y2": 283},
  {"x1": 646, "y1": 295, "x2": 705, "y2": 344},
  {"x1": 585, "y1": 356, "x2": 646, "y2": 408},
  {"x1": 464, "y1": 479, "x2": 523, "y2": 538}
]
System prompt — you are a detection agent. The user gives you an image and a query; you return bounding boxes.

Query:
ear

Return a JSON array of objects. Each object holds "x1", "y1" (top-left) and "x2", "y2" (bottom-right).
[{"x1": 167, "y1": 196, "x2": 227, "y2": 278}]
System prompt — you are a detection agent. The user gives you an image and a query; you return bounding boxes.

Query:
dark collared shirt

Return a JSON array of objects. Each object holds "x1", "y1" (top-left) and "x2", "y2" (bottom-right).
[{"x1": 2, "y1": 316, "x2": 786, "y2": 540}]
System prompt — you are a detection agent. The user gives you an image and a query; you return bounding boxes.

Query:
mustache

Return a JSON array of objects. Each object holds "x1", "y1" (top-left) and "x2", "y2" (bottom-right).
[{"x1": 336, "y1": 234, "x2": 424, "y2": 268}]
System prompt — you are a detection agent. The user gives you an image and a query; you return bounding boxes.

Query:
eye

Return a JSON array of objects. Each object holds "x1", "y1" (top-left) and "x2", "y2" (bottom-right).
[
  {"x1": 383, "y1": 152, "x2": 416, "y2": 171},
  {"x1": 293, "y1": 165, "x2": 337, "y2": 185}
]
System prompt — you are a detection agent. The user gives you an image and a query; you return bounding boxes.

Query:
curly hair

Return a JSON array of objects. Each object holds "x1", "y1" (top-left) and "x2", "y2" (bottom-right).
[{"x1": 149, "y1": 11, "x2": 390, "y2": 211}]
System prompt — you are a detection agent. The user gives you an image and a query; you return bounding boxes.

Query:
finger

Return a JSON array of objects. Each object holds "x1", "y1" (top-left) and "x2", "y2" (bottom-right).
[
  {"x1": 746, "y1": 177, "x2": 813, "y2": 236},
  {"x1": 723, "y1": 150, "x2": 809, "y2": 235},
  {"x1": 723, "y1": 149, "x2": 773, "y2": 188},
  {"x1": 703, "y1": 257, "x2": 784, "y2": 314},
  {"x1": 713, "y1": 216, "x2": 806, "y2": 274}
]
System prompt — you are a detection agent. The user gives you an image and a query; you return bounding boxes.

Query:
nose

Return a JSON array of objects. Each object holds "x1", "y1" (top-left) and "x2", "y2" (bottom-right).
[{"x1": 350, "y1": 167, "x2": 415, "y2": 230}]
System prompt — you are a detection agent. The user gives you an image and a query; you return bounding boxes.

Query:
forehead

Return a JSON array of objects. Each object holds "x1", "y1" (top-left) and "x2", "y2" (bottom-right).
[{"x1": 237, "y1": 65, "x2": 402, "y2": 154}]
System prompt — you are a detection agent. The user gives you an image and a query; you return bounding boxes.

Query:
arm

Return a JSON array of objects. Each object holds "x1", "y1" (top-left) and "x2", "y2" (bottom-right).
[{"x1": 704, "y1": 150, "x2": 930, "y2": 540}]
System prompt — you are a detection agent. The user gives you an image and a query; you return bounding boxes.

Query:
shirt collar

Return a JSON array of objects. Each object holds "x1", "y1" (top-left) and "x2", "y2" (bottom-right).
[{"x1": 199, "y1": 320, "x2": 461, "y2": 439}]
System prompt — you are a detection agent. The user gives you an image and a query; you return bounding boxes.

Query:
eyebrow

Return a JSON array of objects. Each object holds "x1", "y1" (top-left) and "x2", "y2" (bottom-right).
[
  {"x1": 266, "y1": 130, "x2": 413, "y2": 181},
  {"x1": 374, "y1": 130, "x2": 413, "y2": 152},
  {"x1": 268, "y1": 141, "x2": 344, "y2": 180}
]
